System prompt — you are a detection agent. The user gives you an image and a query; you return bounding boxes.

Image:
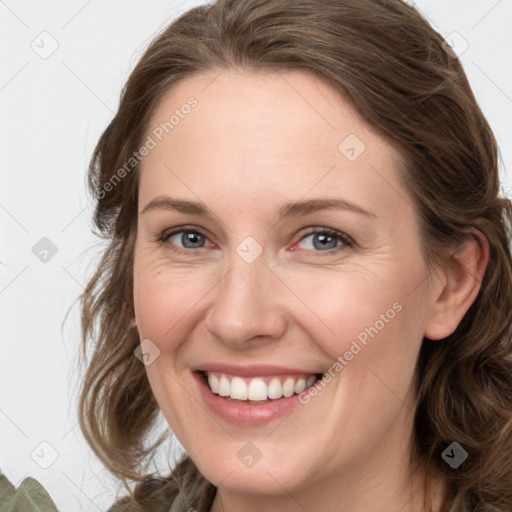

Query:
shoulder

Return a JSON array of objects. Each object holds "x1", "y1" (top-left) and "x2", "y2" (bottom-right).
[
  {"x1": 107, "y1": 477, "x2": 179, "y2": 512},
  {"x1": 106, "y1": 458, "x2": 216, "y2": 512}
]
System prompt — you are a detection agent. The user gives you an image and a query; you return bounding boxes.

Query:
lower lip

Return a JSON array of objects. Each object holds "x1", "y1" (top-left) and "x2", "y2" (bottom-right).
[{"x1": 193, "y1": 371, "x2": 306, "y2": 426}]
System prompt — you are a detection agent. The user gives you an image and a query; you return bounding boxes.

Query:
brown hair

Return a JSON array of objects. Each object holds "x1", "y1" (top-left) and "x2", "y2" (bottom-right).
[{"x1": 78, "y1": 0, "x2": 512, "y2": 510}]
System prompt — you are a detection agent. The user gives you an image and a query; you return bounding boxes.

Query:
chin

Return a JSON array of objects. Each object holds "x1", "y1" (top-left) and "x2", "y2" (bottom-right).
[{"x1": 195, "y1": 452, "x2": 304, "y2": 496}]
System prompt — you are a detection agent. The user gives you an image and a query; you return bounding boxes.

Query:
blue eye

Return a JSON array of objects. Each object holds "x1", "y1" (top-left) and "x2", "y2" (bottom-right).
[
  {"x1": 172, "y1": 232, "x2": 204, "y2": 248},
  {"x1": 296, "y1": 228, "x2": 353, "y2": 253},
  {"x1": 160, "y1": 226, "x2": 213, "y2": 250}
]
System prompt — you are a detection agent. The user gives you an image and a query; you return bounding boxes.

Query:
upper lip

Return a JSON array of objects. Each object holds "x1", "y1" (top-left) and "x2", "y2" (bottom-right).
[{"x1": 194, "y1": 363, "x2": 321, "y2": 377}]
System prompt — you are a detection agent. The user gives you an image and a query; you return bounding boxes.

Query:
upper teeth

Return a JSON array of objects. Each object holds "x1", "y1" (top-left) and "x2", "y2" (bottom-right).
[{"x1": 206, "y1": 372, "x2": 317, "y2": 401}]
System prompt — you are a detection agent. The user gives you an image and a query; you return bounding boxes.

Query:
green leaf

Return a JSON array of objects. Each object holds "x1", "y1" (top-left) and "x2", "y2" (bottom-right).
[
  {"x1": 0, "y1": 472, "x2": 59, "y2": 512},
  {"x1": 0, "y1": 469, "x2": 146, "y2": 512},
  {"x1": 0, "y1": 471, "x2": 16, "y2": 502}
]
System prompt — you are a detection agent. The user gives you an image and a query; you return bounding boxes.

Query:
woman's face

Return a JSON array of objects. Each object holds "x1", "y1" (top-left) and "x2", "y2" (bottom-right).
[{"x1": 133, "y1": 69, "x2": 440, "y2": 505}]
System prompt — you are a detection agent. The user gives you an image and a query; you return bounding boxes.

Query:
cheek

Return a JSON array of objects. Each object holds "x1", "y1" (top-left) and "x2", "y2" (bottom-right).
[
  {"x1": 282, "y1": 264, "x2": 430, "y2": 409},
  {"x1": 280, "y1": 263, "x2": 417, "y2": 357},
  {"x1": 133, "y1": 253, "x2": 213, "y2": 345}
]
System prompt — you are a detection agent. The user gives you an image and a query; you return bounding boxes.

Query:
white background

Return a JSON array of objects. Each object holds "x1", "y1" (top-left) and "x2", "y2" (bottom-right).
[{"x1": 1, "y1": 1, "x2": 511, "y2": 510}]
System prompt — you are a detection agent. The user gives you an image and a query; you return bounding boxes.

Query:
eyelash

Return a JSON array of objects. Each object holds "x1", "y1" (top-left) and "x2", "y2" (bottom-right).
[
  {"x1": 158, "y1": 224, "x2": 355, "y2": 256},
  {"x1": 296, "y1": 227, "x2": 355, "y2": 256}
]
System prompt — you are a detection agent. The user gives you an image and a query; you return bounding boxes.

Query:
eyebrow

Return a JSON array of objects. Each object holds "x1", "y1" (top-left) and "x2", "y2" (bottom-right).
[{"x1": 140, "y1": 196, "x2": 377, "y2": 219}]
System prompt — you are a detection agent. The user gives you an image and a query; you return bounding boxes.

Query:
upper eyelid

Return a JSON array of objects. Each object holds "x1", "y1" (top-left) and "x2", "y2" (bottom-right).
[{"x1": 160, "y1": 224, "x2": 208, "y2": 235}]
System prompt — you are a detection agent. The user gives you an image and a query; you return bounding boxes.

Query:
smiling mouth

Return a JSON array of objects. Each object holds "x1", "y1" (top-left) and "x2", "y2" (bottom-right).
[{"x1": 199, "y1": 371, "x2": 322, "y2": 403}]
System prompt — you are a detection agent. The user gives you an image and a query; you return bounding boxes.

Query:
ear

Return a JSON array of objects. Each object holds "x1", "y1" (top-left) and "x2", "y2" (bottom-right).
[{"x1": 424, "y1": 228, "x2": 489, "y2": 340}]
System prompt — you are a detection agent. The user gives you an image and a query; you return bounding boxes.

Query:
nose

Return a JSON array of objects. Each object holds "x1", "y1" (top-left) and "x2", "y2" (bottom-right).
[{"x1": 205, "y1": 247, "x2": 288, "y2": 348}]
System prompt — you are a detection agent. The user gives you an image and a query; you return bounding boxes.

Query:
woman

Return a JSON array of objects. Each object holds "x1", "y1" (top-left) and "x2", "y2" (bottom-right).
[{"x1": 78, "y1": 0, "x2": 512, "y2": 510}]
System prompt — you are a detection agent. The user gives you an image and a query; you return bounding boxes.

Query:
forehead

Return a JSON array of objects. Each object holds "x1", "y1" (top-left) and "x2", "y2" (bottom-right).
[{"x1": 138, "y1": 69, "x2": 411, "y2": 221}]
